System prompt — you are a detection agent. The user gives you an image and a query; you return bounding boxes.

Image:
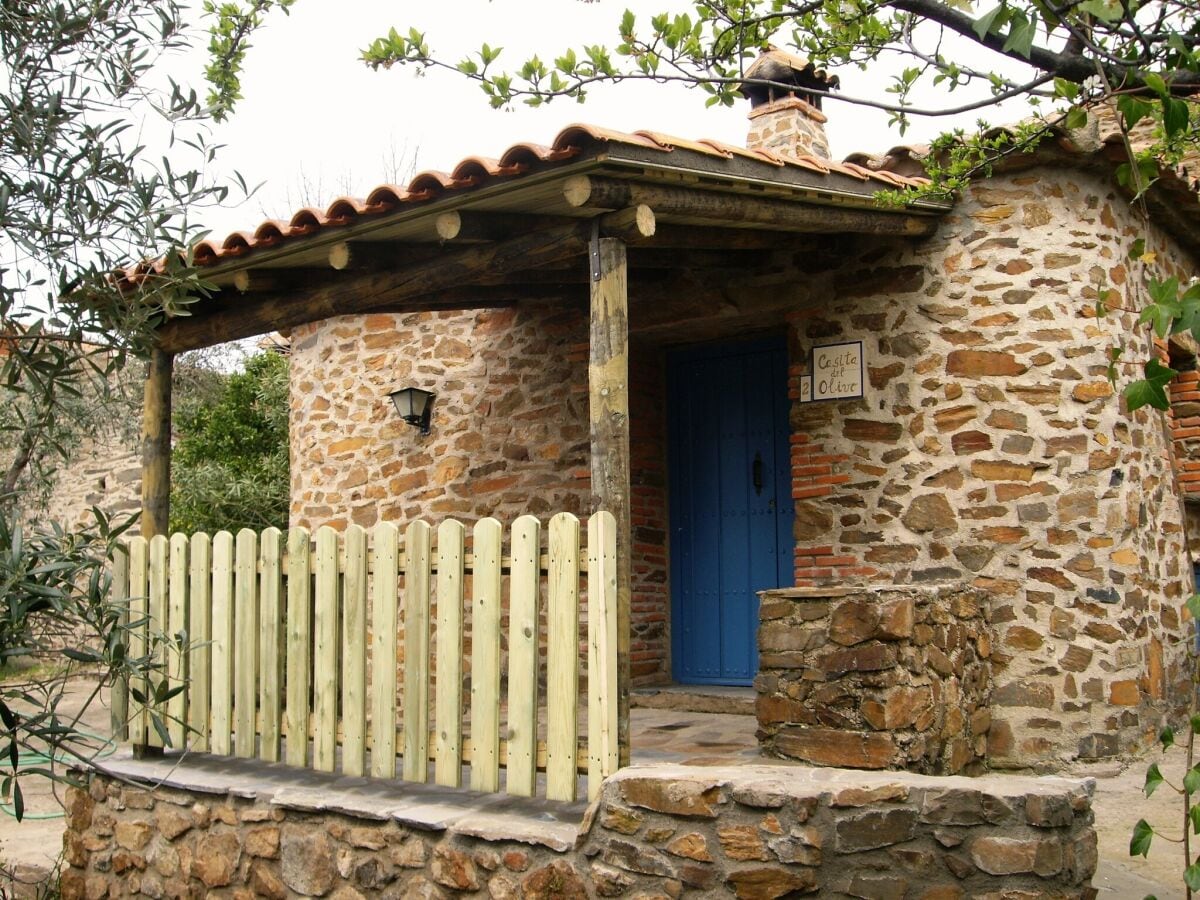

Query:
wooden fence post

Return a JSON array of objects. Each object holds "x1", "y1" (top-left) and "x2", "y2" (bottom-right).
[{"x1": 141, "y1": 348, "x2": 172, "y2": 539}]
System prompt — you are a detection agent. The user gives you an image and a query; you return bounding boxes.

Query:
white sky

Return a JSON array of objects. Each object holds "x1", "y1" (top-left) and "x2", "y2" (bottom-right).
[{"x1": 198, "y1": 0, "x2": 1042, "y2": 238}]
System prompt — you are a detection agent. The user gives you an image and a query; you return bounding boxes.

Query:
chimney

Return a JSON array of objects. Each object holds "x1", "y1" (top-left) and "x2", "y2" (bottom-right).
[{"x1": 741, "y1": 47, "x2": 839, "y2": 159}]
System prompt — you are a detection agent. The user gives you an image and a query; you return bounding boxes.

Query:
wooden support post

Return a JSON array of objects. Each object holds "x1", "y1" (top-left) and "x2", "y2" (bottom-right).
[
  {"x1": 588, "y1": 235, "x2": 632, "y2": 768},
  {"x1": 135, "y1": 347, "x2": 171, "y2": 757},
  {"x1": 141, "y1": 348, "x2": 173, "y2": 539}
]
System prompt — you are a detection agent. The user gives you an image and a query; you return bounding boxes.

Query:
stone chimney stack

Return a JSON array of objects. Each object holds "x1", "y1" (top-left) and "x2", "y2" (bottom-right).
[{"x1": 742, "y1": 47, "x2": 839, "y2": 159}]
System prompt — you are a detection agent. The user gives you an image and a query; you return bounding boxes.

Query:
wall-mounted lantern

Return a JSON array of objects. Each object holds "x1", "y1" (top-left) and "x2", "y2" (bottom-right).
[{"x1": 388, "y1": 387, "x2": 434, "y2": 435}]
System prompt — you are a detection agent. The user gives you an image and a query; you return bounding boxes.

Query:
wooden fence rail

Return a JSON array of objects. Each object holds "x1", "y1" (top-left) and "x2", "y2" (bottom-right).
[{"x1": 111, "y1": 512, "x2": 620, "y2": 802}]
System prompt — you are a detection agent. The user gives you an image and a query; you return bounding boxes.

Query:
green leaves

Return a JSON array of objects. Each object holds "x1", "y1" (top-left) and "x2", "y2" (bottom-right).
[
  {"x1": 1131, "y1": 819, "x2": 1155, "y2": 857},
  {"x1": 1146, "y1": 763, "x2": 1165, "y2": 797},
  {"x1": 1124, "y1": 357, "x2": 1178, "y2": 412},
  {"x1": 1187, "y1": 865, "x2": 1200, "y2": 892},
  {"x1": 1184, "y1": 766, "x2": 1200, "y2": 796}
]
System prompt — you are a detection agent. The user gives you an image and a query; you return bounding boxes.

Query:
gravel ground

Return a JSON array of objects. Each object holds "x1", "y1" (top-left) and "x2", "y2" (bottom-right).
[{"x1": 0, "y1": 678, "x2": 1191, "y2": 898}]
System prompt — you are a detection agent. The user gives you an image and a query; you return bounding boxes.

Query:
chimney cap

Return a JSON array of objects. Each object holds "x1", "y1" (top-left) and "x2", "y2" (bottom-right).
[{"x1": 741, "y1": 47, "x2": 840, "y2": 109}]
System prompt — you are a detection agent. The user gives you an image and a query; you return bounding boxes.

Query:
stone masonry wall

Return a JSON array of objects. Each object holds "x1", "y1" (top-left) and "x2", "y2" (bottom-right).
[
  {"x1": 756, "y1": 586, "x2": 991, "y2": 775},
  {"x1": 287, "y1": 163, "x2": 1197, "y2": 766},
  {"x1": 39, "y1": 435, "x2": 142, "y2": 530},
  {"x1": 288, "y1": 304, "x2": 673, "y2": 685},
  {"x1": 778, "y1": 166, "x2": 1195, "y2": 768},
  {"x1": 64, "y1": 763, "x2": 1097, "y2": 898}
]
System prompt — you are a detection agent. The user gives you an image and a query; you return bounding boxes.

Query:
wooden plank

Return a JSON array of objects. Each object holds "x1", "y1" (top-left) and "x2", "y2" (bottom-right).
[
  {"x1": 140, "y1": 349, "x2": 172, "y2": 538},
  {"x1": 506, "y1": 515, "x2": 542, "y2": 797},
  {"x1": 342, "y1": 524, "x2": 368, "y2": 776},
  {"x1": 158, "y1": 222, "x2": 596, "y2": 353},
  {"x1": 370, "y1": 523, "x2": 400, "y2": 779},
  {"x1": 588, "y1": 236, "x2": 633, "y2": 768},
  {"x1": 210, "y1": 532, "x2": 235, "y2": 756},
  {"x1": 126, "y1": 537, "x2": 148, "y2": 747},
  {"x1": 109, "y1": 544, "x2": 130, "y2": 742},
  {"x1": 587, "y1": 511, "x2": 620, "y2": 799},
  {"x1": 313, "y1": 526, "x2": 339, "y2": 772},
  {"x1": 402, "y1": 521, "x2": 432, "y2": 783},
  {"x1": 469, "y1": 518, "x2": 502, "y2": 793},
  {"x1": 259, "y1": 527, "x2": 284, "y2": 763},
  {"x1": 234, "y1": 529, "x2": 259, "y2": 759},
  {"x1": 563, "y1": 175, "x2": 940, "y2": 236},
  {"x1": 285, "y1": 527, "x2": 312, "y2": 768},
  {"x1": 434, "y1": 519, "x2": 465, "y2": 788},
  {"x1": 167, "y1": 533, "x2": 189, "y2": 749},
  {"x1": 546, "y1": 512, "x2": 581, "y2": 802},
  {"x1": 187, "y1": 533, "x2": 211, "y2": 753},
  {"x1": 147, "y1": 535, "x2": 168, "y2": 749}
]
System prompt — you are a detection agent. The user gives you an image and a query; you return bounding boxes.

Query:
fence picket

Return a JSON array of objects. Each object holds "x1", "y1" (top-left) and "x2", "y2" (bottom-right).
[
  {"x1": 285, "y1": 527, "x2": 312, "y2": 768},
  {"x1": 234, "y1": 529, "x2": 259, "y2": 759},
  {"x1": 342, "y1": 524, "x2": 368, "y2": 776},
  {"x1": 507, "y1": 515, "x2": 541, "y2": 797},
  {"x1": 313, "y1": 526, "x2": 339, "y2": 772},
  {"x1": 115, "y1": 511, "x2": 621, "y2": 800},
  {"x1": 588, "y1": 511, "x2": 620, "y2": 798},
  {"x1": 188, "y1": 533, "x2": 211, "y2": 752},
  {"x1": 110, "y1": 544, "x2": 130, "y2": 742},
  {"x1": 546, "y1": 513, "x2": 580, "y2": 802},
  {"x1": 402, "y1": 520, "x2": 432, "y2": 783},
  {"x1": 435, "y1": 519, "x2": 465, "y2": 787},
  {"x1": 126, "y1": 537, "x2": 148, "y2": 746},
  {"x1": 259, "y1": 527, "x2": 284, "y2": 763},
  {"x1": 167, "y1": 534, "x2": 189, "y2": 749},
  {"x1": 210, "y1": 532, "x2": 235, "y2": 755},
  {"x1": 370, "y1": 523, "x2": 399, "y2": 778},
  {"x1": 469, "y1": 518, "x2": 502, "y2": 793},
  {"x1": 147, "y1": 535, "x2": 168, "y2": 749}
]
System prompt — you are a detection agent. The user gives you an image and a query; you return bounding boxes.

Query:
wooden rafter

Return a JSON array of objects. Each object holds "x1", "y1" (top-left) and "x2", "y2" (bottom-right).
[{"x1": 563, "y1": 175, "x2": 938, "y2": 237}]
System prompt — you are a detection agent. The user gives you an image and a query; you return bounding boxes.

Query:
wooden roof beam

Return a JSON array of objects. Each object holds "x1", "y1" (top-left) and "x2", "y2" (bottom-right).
[
  {"x1": 563, "y1": 175, "x2": 938, "y2": 238},
  {"x1": 436, "y1": 206, "x2": 655, "y2": 244},
  {"x1": 156, "y1": 207, "x2": 652, "y2": 353}
]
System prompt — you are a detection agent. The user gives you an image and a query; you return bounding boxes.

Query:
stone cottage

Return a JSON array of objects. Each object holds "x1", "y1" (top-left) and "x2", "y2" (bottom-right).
[{"x1": 131, "y1": 51, "x2": 1200, "y2": 773}]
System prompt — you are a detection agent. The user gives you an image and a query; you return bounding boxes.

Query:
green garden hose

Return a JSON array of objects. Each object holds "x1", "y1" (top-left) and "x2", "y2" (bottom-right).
[{"x1": 0, "y1": 729, "x2": 117, "y2": 819}]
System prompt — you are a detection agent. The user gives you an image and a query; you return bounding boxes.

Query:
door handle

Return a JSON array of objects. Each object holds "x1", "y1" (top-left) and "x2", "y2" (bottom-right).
[{"x1": 753, "y1": 452, "x2": 763, "y2": 496}]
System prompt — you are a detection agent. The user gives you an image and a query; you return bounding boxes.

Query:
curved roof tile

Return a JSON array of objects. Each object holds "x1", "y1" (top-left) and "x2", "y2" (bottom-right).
[{"x1": 152, "y1": 121, "x2": 942, "y2": 278}]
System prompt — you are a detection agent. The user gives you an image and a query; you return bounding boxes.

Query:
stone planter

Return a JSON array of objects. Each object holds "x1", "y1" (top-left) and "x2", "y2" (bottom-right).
[{"x1": 755, "y1": 585, "x2": 993, "y2": 775}]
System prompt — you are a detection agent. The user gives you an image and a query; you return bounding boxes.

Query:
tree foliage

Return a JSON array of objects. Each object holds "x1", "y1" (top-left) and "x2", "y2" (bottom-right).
[
  {"x1": 0, "y1": 0, "x2": 289, "y2": 832},
  {"x1": 170, "y1": 351, "x2": 290, "y2": 534},
  {"x1": 363, "y1": 0, "x2": 1197, "y2": 407}
]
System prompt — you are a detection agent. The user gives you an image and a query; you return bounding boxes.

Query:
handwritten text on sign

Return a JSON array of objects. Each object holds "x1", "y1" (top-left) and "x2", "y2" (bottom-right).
[{"x1": 799, "y1": 340, "x2": 864, "y2": 402}]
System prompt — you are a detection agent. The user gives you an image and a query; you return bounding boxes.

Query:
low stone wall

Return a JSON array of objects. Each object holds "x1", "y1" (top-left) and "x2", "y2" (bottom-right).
[
  {"x1": 756, "y1": 585, "x2": 992, "y2": 775},
  {"x1": 63, "y1": 756, "x2": 1096, "y2": 898}
]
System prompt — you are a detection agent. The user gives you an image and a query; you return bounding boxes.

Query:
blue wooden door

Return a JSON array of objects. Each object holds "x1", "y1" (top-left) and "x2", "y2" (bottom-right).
[{"x1": 668, "y1": 338, "x2": 794, "y2": 685}]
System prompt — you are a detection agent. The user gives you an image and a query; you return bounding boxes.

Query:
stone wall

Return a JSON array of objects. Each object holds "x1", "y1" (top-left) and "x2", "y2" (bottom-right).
[
  {"x1": 39, "y1": 435, "x2": 142, "y2": 530},
  {"x1": 287, "y1": 162, "x2": 1198, "y2": 765},
  {"x1": 63, "y1": 762, "x2": 1098, "y2": 898},
  {"x1": 288, "y1": 306, "x2": 675, "y2": 685},
  {"x1": 756, "y1": 586, "x2": 992, "y2": 775},
  {"x1": 777, "y1": 166, "x2": 1195, "y2": 768}
]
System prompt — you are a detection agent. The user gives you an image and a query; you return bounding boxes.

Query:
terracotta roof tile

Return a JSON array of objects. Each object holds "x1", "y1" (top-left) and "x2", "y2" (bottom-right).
[
  {"x1": 155, "y1": 122, "x2": 935, "y2": 278},
  {"x1": 130, "y1": 113, "x2": 1195, "y2": 285}
]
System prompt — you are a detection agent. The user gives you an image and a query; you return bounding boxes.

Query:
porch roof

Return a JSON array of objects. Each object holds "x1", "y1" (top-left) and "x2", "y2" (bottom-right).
[{"x1": 121, "y1": 123, "x2": 942, "y2": 291}]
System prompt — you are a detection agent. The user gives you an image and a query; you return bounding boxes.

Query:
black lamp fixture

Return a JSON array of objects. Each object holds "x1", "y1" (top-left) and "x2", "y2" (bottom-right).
[{"x1": 388, "y1": 387, "x2": 434, "y2": 435}]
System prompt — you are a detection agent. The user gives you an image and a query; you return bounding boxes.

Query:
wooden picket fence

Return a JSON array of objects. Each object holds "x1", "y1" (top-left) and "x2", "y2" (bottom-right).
[{"x1": 109, "y1": 511, "x2": 619, "y2": 802}]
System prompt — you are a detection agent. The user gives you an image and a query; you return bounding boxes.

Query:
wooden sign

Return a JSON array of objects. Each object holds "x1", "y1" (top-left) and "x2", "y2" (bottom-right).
[{"x1": 798, "y1": 340, "x2": 864, "y2": 403}]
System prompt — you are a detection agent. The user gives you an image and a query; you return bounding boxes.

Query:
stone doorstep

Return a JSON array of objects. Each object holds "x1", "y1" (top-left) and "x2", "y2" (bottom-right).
[
  {"x1": 94, "y1": 750, "x2": 586, "y2": 852},
  {"x1": 631, "y1": 685, "x2": 756, "y2": 716}
]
